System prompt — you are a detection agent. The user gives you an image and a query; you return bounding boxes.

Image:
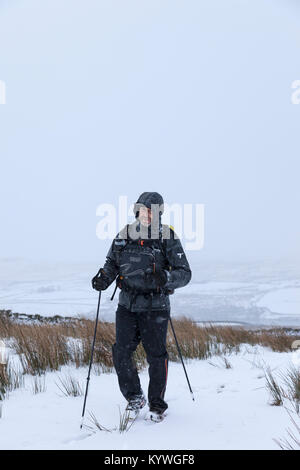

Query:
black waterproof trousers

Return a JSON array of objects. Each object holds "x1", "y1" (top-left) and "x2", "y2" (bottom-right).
[{"x1": 112, "y1": 304, "x2": 169, "y2": 412}]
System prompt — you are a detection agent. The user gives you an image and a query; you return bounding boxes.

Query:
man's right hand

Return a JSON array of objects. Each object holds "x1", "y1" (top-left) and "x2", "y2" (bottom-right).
[{"x1": 91, "y1": 269, "x2": 110, "y2": 291}]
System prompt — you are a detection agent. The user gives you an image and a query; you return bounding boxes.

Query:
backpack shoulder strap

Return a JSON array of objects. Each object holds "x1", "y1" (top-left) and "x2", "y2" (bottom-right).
[{"x1": 113, "y1": 224, "x2": 129, "y2": 264}]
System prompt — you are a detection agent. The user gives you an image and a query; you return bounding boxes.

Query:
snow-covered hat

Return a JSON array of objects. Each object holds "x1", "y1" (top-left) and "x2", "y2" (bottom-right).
[{"x1": 133, "y1": 192, "x2": 164, "y2": 218}]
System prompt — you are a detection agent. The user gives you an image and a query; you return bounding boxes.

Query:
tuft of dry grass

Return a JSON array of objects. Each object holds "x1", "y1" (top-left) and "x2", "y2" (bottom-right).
[
  {"x1": 0, "y1": 365, "x2": 7, "y2": 400},
  {"x1": 284, "y1": 367, "x2": 300, "y2": 401},
  {"x1": 280, "y1": 366, "x2": 300, "y2": 413},
  {"x1": 30, "y1": 375, "x2": 46, "y2": 394},
  {"x1": 55, "y1": 373, "x2": 84, "y2": 397},
  {"x1": 0, "y1": 362, "x2": 24, "y2": 400},
  {"x1": 208, "y1": 356, "x2": 233, "y2": 369},
  {"x1": 118, "y1": 406, "x2": 136, "y2": 433},
  {"x1": 86, "y1": 411, "x2": 112, "y2": 433},
  {"x1": 275, "y1": 409, "x2": 300, "y2": 450},
  {"x1": 11, "y1": 323, "x2": 70, "y2": 375},
  {"x1": 264, "y1": 367, "x2": 284, "y2": 406},
  {"x1": 167, "y1": 317, "x2": 215, "y2": 361}
]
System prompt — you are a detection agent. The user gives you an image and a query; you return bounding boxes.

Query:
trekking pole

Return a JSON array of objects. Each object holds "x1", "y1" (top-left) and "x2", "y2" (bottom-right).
[
  {"x1": 168, "y1": 316, "x2": 195, "y2": 401},
  {"x1": 80, "y1": 290, "x2": 102, "y2": 429}
]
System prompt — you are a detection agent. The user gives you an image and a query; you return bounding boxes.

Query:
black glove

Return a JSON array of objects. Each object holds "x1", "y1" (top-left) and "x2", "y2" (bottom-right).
[
  {"x1": 146, "y1": 268, "x2": 168, "y2": 288},
  {"x1": 91, "y1": 269, "x2": 110, "y2": 291}
]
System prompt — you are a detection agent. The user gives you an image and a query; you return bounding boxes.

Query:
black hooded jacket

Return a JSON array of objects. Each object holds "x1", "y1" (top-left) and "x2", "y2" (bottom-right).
[{"x1": 101, "y1": 192, "x2": 192, "y2": 312}]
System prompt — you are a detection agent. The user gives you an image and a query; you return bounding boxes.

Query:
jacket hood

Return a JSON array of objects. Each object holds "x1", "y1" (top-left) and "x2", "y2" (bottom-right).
[{"x1": 133, "y1": 192, "x2": 164, "y2": 217}]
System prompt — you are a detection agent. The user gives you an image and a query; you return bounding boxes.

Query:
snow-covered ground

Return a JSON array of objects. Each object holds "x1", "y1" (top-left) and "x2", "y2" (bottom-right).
[
  {"x1": 0, "y1": 258, "x2": 299, "y2": 450},
  {"x1": 0, "y1": 345, "x2": 297, "y2": 450},
  {"x1": 0, "y1": 258, "x2": 299, "y2": 326}
]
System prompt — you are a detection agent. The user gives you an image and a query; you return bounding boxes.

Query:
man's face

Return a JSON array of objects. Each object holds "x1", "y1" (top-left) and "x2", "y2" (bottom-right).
[{"x1": 139, "y1": 206, "x2": 152, "y2": 227}]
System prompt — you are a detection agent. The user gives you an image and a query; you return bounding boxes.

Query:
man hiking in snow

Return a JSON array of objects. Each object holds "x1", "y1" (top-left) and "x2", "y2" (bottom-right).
[{"x1": 92, "y1": 192, "x2": 191, "y2": 421}]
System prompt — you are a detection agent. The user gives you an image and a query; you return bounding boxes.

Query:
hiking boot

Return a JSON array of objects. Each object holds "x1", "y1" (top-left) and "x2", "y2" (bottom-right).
[
  {"x1": 148, "y1": 401, "x2": 168, "y2": 422},
  {"x1": 126, "y1": 393, "x2": 146, "y2": 413}
]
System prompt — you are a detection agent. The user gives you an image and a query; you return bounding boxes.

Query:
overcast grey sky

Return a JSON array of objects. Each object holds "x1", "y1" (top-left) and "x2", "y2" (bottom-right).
[{"x1": 0, "y1": 0, "x2": 300, "y2": 264}]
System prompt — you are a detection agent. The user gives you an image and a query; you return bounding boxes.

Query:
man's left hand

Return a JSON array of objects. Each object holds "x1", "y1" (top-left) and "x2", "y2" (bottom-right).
[{"x1": 147, "y1": 269, "x2": 169, "y2": 288}]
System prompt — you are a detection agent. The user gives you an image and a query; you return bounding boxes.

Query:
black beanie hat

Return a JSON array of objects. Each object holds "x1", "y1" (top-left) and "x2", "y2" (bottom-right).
[{"x1": 133, "y1": 192, "x2": 164, "y2": 218}]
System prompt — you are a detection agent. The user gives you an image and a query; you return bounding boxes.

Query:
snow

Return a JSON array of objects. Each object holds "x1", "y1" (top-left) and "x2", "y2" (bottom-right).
[
  {"x1": 0, "y1": 258, "x2": 299, "y2": 449},
  {"x1": 257, "y1": 288, "x2": 300, "y2": 317},
  {"x1": 0, "y1": 345, "x2": 297, "y2": 450}
]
